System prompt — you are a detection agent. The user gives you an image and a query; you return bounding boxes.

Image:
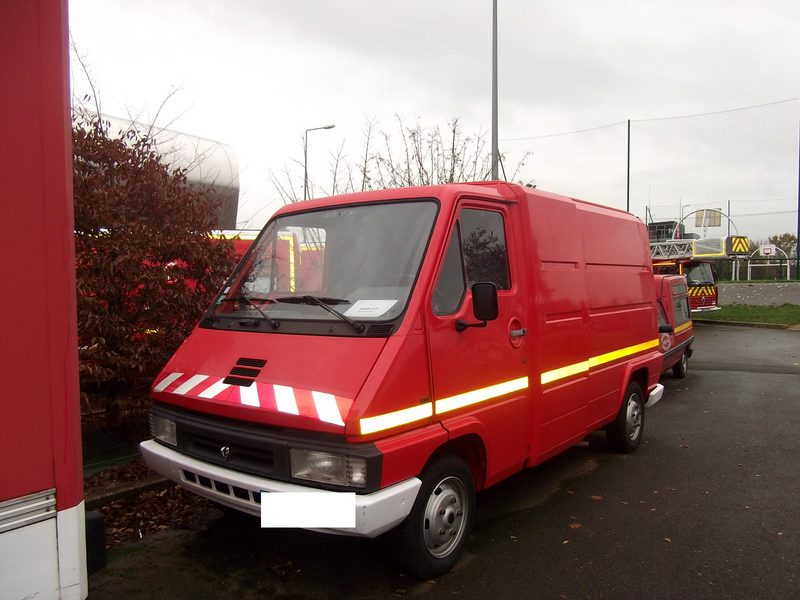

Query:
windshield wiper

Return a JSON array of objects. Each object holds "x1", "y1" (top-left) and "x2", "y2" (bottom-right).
[
  {"x1": 219, "y1": 294, "x2": 279, "y2": 329},
  {"x1": 274, "y1": 295, "x2": 364, "y2": 333}
]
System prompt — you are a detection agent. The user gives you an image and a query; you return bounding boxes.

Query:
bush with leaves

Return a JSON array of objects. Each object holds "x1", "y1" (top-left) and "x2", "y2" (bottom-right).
[{"x1": 73, "y1": 110, "x2": 237, "y2": 418}]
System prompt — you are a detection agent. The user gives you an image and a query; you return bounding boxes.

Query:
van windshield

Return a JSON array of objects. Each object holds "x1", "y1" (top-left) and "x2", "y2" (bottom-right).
[
  {"x1": 686, "y1": 262, "x2": 715, "y2": 285},
  {"x1": 207, "y1": 200, "x2": 438, "y2": 331}
]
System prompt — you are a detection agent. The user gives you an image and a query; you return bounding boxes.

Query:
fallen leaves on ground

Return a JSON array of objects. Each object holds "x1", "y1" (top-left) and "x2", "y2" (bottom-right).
[
  {"x1": 91, "y1": 477, "x2": 213, "y2": 549},
  {"x1": 84, "y1": 458, "x2": 153, "y2": 495},
  {"x1": 86, "y1": 458, "x2": 218, "y2": 548}
]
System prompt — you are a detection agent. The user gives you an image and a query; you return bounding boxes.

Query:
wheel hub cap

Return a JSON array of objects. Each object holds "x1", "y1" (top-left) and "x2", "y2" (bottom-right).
[{"x1": 423, "y1": 477, "x2": 467, "y2": 558}]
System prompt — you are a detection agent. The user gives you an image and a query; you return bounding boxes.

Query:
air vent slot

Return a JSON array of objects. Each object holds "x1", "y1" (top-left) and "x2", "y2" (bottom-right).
[
  {"x1": 223, "y1": 376, "x2": 255, "y2": 387},
  {"x1": 236, "y1": 358, "x2": 267, "y2": 368},
  {"x1": 367, "y1": 324, "x2": 394, "y2": 336},
  {"x1": 229, "y1": 366, "x2": 261, "y2": 378}
]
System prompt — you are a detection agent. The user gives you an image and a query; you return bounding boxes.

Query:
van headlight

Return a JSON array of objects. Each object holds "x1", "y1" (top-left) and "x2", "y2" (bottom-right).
[
  {"x1": 149, "y1": 413, "x2": 177, "y2": 446},
  {"x1": 290, "y1": 449, "x2": 367, "y2": 488}
]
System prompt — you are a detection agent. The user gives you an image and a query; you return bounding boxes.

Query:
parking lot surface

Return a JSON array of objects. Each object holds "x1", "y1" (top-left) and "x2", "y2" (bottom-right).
[{"x1": 90, "y1": 324, "x2": 800, "y2": 599}]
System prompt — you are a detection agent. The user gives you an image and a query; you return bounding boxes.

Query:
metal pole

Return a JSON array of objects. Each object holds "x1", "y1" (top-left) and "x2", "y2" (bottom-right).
[
  {"x1": 626, "y1": 119, "x2": 631, "y2": 212},
  {"x1": 302, "y1": 124, "x2": 335, "y2": 201},
  {"x1": 491, "y1": 0, "x2": 499, "y2": 180},
  {"x1": 303, "y1": 131, "x2": 309, "y2": 201},
  {"x1": 796, "y1": 100, "x2": 800, "y2": 279},
  {"x1": 727, "y1": 200, "x2": 731, "y2": 238}
]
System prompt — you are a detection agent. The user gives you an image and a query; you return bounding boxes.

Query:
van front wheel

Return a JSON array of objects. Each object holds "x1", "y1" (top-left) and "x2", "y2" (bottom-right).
[
  {"x1": 397, "y1": 453, "x2": 475, "y2": 579},
  {"x1": 607, "y1": 381, "x2": 645, "y2": 453}
]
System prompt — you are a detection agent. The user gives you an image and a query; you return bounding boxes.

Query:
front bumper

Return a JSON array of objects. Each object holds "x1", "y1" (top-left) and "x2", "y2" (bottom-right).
[{"x1": 140, "y1": 439, "x2": 420, "y2": 538}]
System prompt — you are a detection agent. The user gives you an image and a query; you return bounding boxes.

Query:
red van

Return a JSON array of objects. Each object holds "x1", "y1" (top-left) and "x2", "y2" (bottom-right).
[
  {"x1": 654, "y1": 274, "x2": 694, "y2": 378},
  {"x1": 141, "y1": 182, "x2": 665, "y2": 577}
]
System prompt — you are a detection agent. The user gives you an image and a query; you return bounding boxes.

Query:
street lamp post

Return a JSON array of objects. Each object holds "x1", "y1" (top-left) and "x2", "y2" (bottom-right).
[
  {"x1": 303, "y1": 124, "x2": 335, "y2": 200},
  {"x1": 491, "y1": 0, "x2": 499, "y2": 180}
]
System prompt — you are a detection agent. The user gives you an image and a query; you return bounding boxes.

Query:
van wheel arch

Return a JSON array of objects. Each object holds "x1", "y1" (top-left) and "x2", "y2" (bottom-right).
[{"x1": 434, "y1": 434, "x2": 487, "y2": 491}]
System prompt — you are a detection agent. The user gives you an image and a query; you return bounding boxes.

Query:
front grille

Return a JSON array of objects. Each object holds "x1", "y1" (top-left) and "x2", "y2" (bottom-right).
[
  {"x1": 182, "y1": 470, "x2": 262, "y2": 508},
  {"x1": 181, "y1": 429, "x2": 281, "y2": 479},
  {"x1": 151, "y1": 402, "x2": 384, "y2": 493}
]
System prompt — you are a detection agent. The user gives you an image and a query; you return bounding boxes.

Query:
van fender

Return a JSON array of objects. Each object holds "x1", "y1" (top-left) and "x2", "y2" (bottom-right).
[
  {"x1": 437, "y1": 416, "x2": 489, "y2": 490},
  {"x1": 617, "y1": 350, "x2": 661, "y2": 409}
]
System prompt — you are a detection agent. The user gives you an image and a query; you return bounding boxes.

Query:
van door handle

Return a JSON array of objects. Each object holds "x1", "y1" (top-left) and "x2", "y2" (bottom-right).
[{"x1": 510, "y1": 328, "x2": 527, "y2": 338}]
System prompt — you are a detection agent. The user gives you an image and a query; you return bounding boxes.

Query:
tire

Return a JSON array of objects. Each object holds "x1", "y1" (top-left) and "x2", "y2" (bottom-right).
[
  {"x1": 607, "y1": 381, "x2": 645, "y2": 453},
  {"x1": 672, "y1": 352, "x2": 688, "y2": 378},
  {"x1": 397, "y1": 453, "x2": 476, "y2": 579}
]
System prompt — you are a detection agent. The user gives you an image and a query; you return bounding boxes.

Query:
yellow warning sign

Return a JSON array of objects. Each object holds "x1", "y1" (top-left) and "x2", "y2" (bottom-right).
[
  {"x1": 726, "y1": 236, "x2": 750, "y2": 255},
  {"x1": 688, "y1": 286, "x2": 716, "y2": 297}
]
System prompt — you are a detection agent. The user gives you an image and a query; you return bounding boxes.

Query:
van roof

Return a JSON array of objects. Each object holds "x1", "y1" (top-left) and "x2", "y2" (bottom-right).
[{"x1": 272, "y1": 182, "x2": 641, "y2": 224}]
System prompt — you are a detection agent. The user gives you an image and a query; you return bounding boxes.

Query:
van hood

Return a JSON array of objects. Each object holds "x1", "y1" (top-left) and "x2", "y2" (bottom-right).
[{"x1": 151, "y1": 327, "x2": 387, "y2": 433}]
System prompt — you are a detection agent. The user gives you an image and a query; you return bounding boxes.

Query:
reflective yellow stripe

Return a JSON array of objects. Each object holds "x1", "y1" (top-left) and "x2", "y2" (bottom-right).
[
  {"x1": 435, "y1": 377, "x2": 529, "y2": 415},
  {"x1": 360, "y1": 338, "x2": 658, "y2": 434},
  {"x1": 358, "y1": 376, "x2": 529, "y2": 434},
  {"x1": 588, "y1": 339, "x2": 659, "y2": 369},
  {"x1": 674, "y1": 321, "x2": 693, "y2": 334},
  {"x1": 541, "y1": 338, "x2": 660, "y2": 385},
  {"x1": 540, "y1": 361, "x2": 589, "y2": 385},
  {"x1": 359, "y1": 402, "x2": 433, "y2": 435}
]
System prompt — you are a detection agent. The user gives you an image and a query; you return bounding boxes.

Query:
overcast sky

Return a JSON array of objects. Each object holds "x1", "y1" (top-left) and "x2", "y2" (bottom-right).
[{"x1": 68, "y1": 0, "x2": 800, "y2": 240}]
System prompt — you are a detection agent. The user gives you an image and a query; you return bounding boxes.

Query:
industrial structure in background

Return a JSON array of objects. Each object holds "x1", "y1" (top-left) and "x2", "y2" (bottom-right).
[
  {"x1": 648, "y1": 216, "x2": 751, "y2": 311},
  {"x1": 94, "y1": 113, "x2": 241, "y2": 229}
]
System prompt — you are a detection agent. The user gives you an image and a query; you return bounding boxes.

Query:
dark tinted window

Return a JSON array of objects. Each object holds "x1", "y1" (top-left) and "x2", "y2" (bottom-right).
[
  {"x1": 672, "y1": 281, "x2": 688, "y2": 296},
  {"x1": 656, "y1": 302, "x2": 669, "y2": 328},
  {"x1": 460, "y1": 209, "x2": 510, "y2": 289},
  {"x1": 674, "y1": 296, "x2": 690, "y2": 325}
]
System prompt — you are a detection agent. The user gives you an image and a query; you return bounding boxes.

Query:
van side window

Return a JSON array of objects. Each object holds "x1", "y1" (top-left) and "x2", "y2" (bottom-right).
[
  {"x1": 459, "y1": 209, "x2": 510, "y2": 289},
  {"x1": 673, "y1": 296, "x2": 690, "y2": 325},
  {"x1": 432, "y1": 224, "x2": 466, "y2": 316},
  {"x1": 656, "y1": 302, "x2": 669, "y2": 328}
]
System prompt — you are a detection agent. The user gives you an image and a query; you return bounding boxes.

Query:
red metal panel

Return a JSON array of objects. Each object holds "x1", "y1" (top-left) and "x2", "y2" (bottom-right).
[
  {"x1": 154, "y1": 327, "x2": 387, "y2": 433},
  {"x1": 0, "y1": 0, "x2": 82, "y2": 508}
]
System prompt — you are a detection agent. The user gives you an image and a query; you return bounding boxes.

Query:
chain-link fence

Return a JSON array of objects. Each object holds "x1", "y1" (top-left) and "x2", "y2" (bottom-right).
[{"x1": 502, "y1": 98, "x2": 800, "y2": 279}]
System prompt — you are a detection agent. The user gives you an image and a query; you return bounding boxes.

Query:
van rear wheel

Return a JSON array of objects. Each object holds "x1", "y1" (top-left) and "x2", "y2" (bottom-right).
[
  {"x1": 397, "y1": 453, "x2": 475, "y2": 579},
  {"x1": 607, "y1": 381, "x2": 645, "y2": 453},
  {"x1": 673, "y1": 352, "x2": 688, "y2": 378}
]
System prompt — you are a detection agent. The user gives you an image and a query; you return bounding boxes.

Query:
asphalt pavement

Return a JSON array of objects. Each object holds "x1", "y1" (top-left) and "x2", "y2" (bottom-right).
[{"x1": 89, "y1": 324, "x2": 800, "y2": 600}]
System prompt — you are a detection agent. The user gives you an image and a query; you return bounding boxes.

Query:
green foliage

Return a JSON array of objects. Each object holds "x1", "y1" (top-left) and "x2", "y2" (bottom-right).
[
  {"x1": 73, "y1": 110, "x2": 237, "y2": 406},
  {"x1": 695, "y1": 304, "x2": 800, "y2": 326},
  {"x1": 767, "y1": 233, "x2": 797, "y2": 257}
]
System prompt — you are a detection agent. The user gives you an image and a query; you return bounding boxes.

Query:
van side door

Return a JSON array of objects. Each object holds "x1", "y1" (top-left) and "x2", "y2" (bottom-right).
[{"x1": 426, "y1": 199, "x2": 530, "y2": 486}]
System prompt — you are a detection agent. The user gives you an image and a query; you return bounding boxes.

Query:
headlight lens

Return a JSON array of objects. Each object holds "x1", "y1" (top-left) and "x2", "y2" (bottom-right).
[
  {"x1": 290, "y1": 449, "x2": 367, "y2": 488},
  {"x1": 150, "y1": 413, "x2": 177, "y2": 446}
]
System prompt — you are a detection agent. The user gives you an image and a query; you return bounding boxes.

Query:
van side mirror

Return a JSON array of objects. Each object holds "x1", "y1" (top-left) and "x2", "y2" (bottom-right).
[
  {"x1": 456, "y1": 282, "x2": 499, "y2": 332},
  {"x1": 659, "y1": 324, "x2": 674, "y2": 334}
]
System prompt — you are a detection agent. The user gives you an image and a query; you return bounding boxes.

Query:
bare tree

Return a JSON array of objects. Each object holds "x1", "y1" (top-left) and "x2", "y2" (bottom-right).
[{"x1": 271, "y1": 116, "x2": 530, "y2": 204}]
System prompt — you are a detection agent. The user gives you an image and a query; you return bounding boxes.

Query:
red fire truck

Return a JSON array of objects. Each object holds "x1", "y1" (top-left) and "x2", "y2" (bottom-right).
[
  {"x1": 141, "y1": 182, "x2": 665, "y2": 577},
  {"x1": 1, "y1": 2, "x2": 88, "y2": 598},
  {"x1": 650, "y1": 236, "x2": 730, "y2": 312},
  {"x1": 653, "y1": 258, "x2": 718, "y2": 312}
]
